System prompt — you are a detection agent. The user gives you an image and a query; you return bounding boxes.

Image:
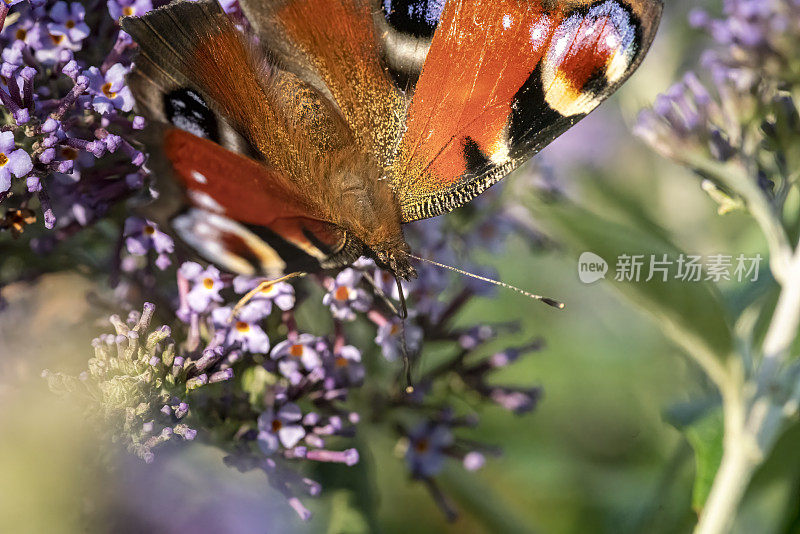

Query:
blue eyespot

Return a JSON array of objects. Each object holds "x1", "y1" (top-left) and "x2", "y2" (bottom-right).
[
  {"x1": 382, "y1": 0, "x2": 446, "y2": 38},
  {"x1": 164, "y1": 88, "x2": 219, "y2": 142}
]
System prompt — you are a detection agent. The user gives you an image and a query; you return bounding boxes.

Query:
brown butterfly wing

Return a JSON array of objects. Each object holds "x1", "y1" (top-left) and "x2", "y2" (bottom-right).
[
  {"x1": 123, "y1": 1, "x2": 363, "y2": 275},
  {"x1": 388, "y1": 0, "x2": 663, "y2": 222},
  {"x1": 124, "y1": 0, "x2": 358, "y2": 186},
  {"x1": 238, "y1": 0, "x2": 407, "y2": 168}
]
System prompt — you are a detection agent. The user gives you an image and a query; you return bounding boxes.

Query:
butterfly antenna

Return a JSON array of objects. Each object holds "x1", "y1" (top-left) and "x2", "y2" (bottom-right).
[{"x1": 405, "y1": 253, "x2": 565, "y2": 310}]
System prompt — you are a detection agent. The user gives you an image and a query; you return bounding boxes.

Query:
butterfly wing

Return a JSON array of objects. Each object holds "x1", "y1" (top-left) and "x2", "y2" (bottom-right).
[
  {"x1": 372, "y1": 0, "x2": 447, "y2": 91},
  {"x1": 125, "y1": 0, "x2": 661, "y2": 275},
  {"x1": 151, "y1": 127, "x2": 357, "y2": 276},
  {"x1": 238, "y1": 0, "x2": 407, "y2": 168},
  {"x1": 389, "y1": 0, "x2": 663, "y2": 222},
  {"x1": 123, "y1": 1, "x2": 361, "y2": 275}
]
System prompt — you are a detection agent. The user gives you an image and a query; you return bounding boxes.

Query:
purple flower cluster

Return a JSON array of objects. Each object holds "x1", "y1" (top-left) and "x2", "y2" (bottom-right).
[
  {"x1": 634, "y1": 68, "x2": 745, "y2": 169},
  {"x1": 688, "y1": 0, "x2": 800, "y2": 78},
  {"x1": 143, "y1": 182, "x2": 544, "y2": 518},
  {"x1": 634, "y1": 0, "x2": 800, "y2": 209},
  {"x1": 0, "y1": 0, "x2": 148, "y2": 240},
  {"x1": 41, "y1": 176, "x2": 546, "y2": 521},
  {"x1": 42, "y1": 303, "x2": 217, "y2": 464}
]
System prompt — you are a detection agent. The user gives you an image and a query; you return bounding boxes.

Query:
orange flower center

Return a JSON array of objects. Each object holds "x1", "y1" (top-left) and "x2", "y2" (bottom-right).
[
  {"x1": 65, "y1": 20, "x2": 76, "y2": 29},
  {"x1": 260, "y1": 284, "x2": 275, "y2": 294},
  {"x1": 202, "y1": 277, "x2": 215, "y2": 290},
  {"x1": 390, "y1": 323, "x2": 401, "y2": 336},
  {"x1": 334, "y1": 286, "x2": 350, "y2": 301},
  {"x1": 122, "y1": 6, "x2": 134, "y2": 16},
  {"x1": 335, "y1": 356, "x2": 349, "y2": 368},
  {"x1": 50, "y1": 33, "x2": 64, "y2": 45},
  {"x1": 289, "y1": 344, "x2": 304, "y2": 358},
  {"x1": 235, "y1": 321, "x2": 250, "y2": 333},
  {"x1": 15, "y1": 29, "x2": 27, "y2": 41},
  {"x1": 414, "y1": 438, "x2": 430, "y2": 453},
  {"x1": 143, "y1": 225, "x2": 156, "y2": 236},
  {"x1": 0, "y1": 153, "x2": 8, "y2": 167},
  {"x1": 101, "y1": 81, "x2": 117, "y2": 99},
  {"x1": 271, "y1": 419, "x2": 282, "y2": 432}
]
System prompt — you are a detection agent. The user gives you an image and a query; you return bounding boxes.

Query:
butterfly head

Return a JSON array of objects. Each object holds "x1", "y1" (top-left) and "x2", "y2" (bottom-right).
[{"x1": 372, "y1": 242, "x2": 417, "y2": 281}]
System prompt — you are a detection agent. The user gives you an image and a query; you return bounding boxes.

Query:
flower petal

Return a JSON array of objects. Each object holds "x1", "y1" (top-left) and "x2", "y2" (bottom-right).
[
  {"x1": 7, "y1": 149, "x2": 32, "y2": 177},
  {"x1": 278, "y1": 424, "x2": 305, "y2": 448},
  {"x1": 0, "y1": 131, "x2": 14, "y2": 153},
  {"x1": 257, "y1": 430, "x2": 279, "y2": 455},
  {"x1": 0, "y1": 169, "x2": 11, "y2": 192},
  {"x1": 179, "y1": 261, "x2": 203, "y2": 280},
  {"x1": 278, "y1": 402, "x2": 302, "y2": 422}
]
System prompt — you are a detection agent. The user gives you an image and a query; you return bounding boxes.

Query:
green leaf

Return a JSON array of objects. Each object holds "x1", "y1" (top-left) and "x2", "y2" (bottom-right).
[
  {"x1": 530, "y1": 198, "x2": 735, "y2": 385},
  {"x1": 580, "y1": 175, "x2": 676, "y2": 244},
  {"x1": 440, "y1": 468, "x2": 535, "y2": 534},
  {"x1": 664, "y1": 396, "x2": 722, "y2": 430},
  {"x1": 326, "y1": 490, "x2": 370, "y2": 534},
  {"x1": 313, "y1": 436, "x2": 380, "y2": 533},
  {"x1": 240, "y1": 366, "x2": 273, "y2": 407},
  {"x1": 683, "y1": 409, "x2": 724, "y2": 511},
  {"x1": 663, "y1": 398, "x2": 724, "y2": 510}
]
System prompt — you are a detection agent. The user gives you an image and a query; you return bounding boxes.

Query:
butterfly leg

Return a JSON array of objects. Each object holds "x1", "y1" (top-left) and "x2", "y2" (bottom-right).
[
  {"x1": 230, "y1": 271, "x2": 307, "y2": 321},
  {"x1": 362, "y1": 271, "x2": 401, "y2": 317}
]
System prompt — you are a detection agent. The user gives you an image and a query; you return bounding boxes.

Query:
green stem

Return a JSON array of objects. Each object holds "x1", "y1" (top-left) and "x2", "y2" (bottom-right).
[
  {"x1": 695, "y1": 240, "x2": 800, "y2": 534},
  {"x1": 689, "y1": 157, "x2": 792, "y2": 284},
  {"x1": 756, "y1": 250, "x2": 800, "y2": 383},
  {"x1": 694, "y1": 431, "x2": 759, "y2": 534}
]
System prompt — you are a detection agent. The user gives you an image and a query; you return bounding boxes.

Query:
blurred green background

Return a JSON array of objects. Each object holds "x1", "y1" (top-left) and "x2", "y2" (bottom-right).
[{"x1": 2, "y1": 1, "x2": 798, "y2": 533}]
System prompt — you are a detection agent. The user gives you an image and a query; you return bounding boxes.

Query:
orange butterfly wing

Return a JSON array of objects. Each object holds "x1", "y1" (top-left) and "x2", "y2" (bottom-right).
[
  {"x1": 389, "y1": 0, "x2": 663, "y2": 221},
  {"x1": 163, "y1": 129, "x2": 307, "y2": 225},
  {"x1": 154, "y1": 127, "x2": 351, "y2": 276}
]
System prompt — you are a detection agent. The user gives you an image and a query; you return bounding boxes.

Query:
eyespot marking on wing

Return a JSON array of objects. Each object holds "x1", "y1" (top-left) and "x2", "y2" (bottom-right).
[
  {"x1": 163, "y1": 88, "x2": 220, "y2": 141},
  {"x1": 542, "y1": 0, "x2": 640, "y2": 117},
  {"x1": 173, "y1": 210, "x2": 287, "y2": 276},
  {"x1": 382, "y1": 0, "x2": 446, "y2": 38}
]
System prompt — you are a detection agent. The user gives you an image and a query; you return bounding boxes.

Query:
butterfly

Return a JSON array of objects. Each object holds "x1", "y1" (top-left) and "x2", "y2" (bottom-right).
[{"x1": 122, "y1": 0, "x2": 662, "y2": 292}]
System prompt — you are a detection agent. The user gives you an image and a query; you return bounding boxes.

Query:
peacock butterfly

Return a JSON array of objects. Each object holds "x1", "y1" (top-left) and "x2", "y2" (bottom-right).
[{"x1": 122, "y1": 0, "x2": 663, "y2": 290}]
